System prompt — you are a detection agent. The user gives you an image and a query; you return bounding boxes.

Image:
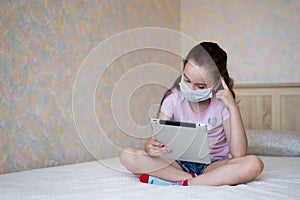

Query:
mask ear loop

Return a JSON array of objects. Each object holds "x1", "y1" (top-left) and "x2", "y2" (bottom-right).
[{"x1": 179, "y1": 59, "x2": 185, "y2": 83}]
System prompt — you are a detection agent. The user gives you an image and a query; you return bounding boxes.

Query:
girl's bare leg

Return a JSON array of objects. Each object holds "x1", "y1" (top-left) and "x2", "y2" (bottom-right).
[
  {"x1": 188, "y1": 155, "x2": 264, "y2": 186},
  {"x1": 120, "y1": 147, "x2": 193, "y2": 181}
]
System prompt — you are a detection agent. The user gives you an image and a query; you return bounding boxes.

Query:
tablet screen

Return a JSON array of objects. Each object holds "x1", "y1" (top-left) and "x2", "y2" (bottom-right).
[{"x1": 158, "y1": 120, "x2": 196, "y2": 128}]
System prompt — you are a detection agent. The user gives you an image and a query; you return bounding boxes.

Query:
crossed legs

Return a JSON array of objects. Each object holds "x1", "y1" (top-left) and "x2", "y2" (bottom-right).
[{"x1": 120, "y1": 147, "x2": 264, "y2": 186}]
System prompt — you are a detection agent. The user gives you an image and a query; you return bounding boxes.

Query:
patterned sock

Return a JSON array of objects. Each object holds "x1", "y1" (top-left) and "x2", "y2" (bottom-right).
[{"x1": 139, "y1": 174, "x2": 188, "y2": 186}]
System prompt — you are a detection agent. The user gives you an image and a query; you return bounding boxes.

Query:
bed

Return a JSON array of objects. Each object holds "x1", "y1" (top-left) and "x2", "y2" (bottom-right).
[
  {"x1": 1, "y1": 129, "x2": 300, "y2": 200},
  {"x1": 0, "y1": 156, "x2": 299, "y2": 199}
]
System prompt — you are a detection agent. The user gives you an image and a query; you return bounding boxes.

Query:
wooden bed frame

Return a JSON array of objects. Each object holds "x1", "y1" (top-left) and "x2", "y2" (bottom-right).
[{"x1": 234, "y1": 83, "x2": 300, "y2": 132}]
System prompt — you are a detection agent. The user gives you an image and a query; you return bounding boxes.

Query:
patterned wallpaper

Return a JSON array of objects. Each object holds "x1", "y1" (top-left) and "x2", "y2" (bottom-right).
[
  {"x1": 181, "y1": 0, "x2": 300, "y2": 83},
  {"x1": 0, "y1": 0, "x2": 181, "y2": 174},
  {"x1": 4, "y1": 0, "x2": 298, "y2": 174}
]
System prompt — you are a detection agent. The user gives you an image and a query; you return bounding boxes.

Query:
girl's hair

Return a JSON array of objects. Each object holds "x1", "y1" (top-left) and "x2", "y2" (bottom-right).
[{"x1": 159, "y1": 42, "x2": 235, "y2": 106}]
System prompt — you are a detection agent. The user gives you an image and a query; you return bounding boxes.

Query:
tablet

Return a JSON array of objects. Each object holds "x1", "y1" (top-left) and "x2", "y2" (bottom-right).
[{"x1": 151, "y1": 118, "x2": 211, "y2": 164}]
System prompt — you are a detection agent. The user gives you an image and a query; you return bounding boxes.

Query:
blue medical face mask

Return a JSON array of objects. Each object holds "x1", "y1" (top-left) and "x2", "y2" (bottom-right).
[{"x1": 179, "y1": 76, "x2": 219, "y2": 102}]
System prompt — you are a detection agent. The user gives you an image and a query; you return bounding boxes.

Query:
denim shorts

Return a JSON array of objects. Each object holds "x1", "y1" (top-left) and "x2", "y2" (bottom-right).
[{"x1": 176, "y1": 158, "x2": 227, "y2": 176}]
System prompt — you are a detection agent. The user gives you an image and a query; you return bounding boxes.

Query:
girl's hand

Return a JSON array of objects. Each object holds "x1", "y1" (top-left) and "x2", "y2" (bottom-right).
[
  {"x1": 216, "y1": 77, "x2": 236, "y2": 110},
  {"x1": 145, "y1": 135, "x2": 173, "y2": 157}
]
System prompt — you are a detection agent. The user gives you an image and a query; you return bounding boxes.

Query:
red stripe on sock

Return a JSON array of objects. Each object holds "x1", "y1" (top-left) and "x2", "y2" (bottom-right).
[
  {"x1": 139, "y1": 174, "x2": 149, "y2": 183},
  {"x1": 183, "y1": 179, "x2": 188, "y2": 186}
]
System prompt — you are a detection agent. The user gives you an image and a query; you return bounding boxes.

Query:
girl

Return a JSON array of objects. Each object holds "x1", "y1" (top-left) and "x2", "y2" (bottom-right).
[{"x1": 120, "y1": 42, "x2": 264, "y2": 186}]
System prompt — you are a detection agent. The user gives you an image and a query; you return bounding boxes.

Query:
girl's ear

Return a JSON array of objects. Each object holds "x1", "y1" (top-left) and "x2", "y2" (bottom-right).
[{"x1": 215, "y1": 79, "x2": 224, "y2": 91}]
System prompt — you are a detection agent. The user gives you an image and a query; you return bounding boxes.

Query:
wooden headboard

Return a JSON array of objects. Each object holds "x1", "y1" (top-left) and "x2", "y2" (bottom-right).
[{"x1": 234, "y1": 83, "x2": 300, "y2": 132}]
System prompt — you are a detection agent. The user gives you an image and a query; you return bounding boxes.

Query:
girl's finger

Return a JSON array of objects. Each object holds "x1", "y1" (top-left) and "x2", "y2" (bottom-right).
[
  {"x1": 151, "y1": 149, "x2": 165, "y2": 156},
  {"x1": 220, "y1": 77, "x2": 229, "y2": 90},
  {"x1": 151, "y1": 140, "x2": 164, "y2": 148},
  {"x1": 153, "y1": 147, "x2": 172, "y2": 155},
  {"x1": 151, "y1": 145, "x2": 164, "y2": 150},
  {"x1": 164, "y1": 147, "x2": 173, "y2": 154},
  {"x1": 149, "y1": 135, "x2": 163, "y2": 147},
  {"x1": 216, "y1": 90, "x2": 225, "y2": 98}
]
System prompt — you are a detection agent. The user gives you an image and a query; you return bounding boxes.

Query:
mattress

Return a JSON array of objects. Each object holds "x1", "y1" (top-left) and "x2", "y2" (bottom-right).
[{"x1": 1, "y1": 156, "x2": 299, "y2": 200}]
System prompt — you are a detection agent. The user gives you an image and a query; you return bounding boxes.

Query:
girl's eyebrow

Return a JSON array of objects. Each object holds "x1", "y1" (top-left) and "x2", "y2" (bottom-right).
[
  {"x1": 183, "y1": 73, "x2": 207, "y2": 86},
  {"x1": 183, "y1": 73, "x2": 190, "y2": 80}
]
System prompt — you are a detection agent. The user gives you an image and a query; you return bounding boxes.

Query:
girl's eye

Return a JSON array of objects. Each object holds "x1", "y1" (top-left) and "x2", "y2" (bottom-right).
[
  {"x1": 197, "y1": 85, "x2": 206, "y2": 89},
  {"x1": 184, "y1": 79, "x2": 190, "y2": 83}
]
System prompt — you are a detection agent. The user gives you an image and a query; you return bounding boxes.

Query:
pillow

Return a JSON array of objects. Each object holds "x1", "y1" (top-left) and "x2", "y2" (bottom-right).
[{"x1": 246, "y1": 129, "x2": 300, "y2": 156}]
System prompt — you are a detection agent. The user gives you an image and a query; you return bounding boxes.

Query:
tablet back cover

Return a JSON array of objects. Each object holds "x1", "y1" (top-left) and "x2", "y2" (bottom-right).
[{"x1": 151, "y1": 119, "x2": 211, "y2": 164}]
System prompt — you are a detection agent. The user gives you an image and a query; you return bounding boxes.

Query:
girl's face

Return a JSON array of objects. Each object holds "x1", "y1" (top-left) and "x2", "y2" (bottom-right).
[{"x1": 182, "y1": 60, "x2": 215, "y2": 91}]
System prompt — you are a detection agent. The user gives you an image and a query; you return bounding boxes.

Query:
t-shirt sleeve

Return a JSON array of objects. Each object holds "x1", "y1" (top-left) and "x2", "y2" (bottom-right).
[
  {"x1": 160, "y1": 93, "x2": 175, "y2": 118},
  {"x1": 222, "y1": 106, "x2": 230, "y2": 121}
]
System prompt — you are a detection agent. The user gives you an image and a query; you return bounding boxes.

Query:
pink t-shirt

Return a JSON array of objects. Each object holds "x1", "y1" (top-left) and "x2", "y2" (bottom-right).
[{"x1": 160, "y1": 89, "x2": 230, "y2": 160}]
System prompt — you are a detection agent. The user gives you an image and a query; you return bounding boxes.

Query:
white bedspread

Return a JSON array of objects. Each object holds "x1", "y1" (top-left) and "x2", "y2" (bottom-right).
[{"x1": 1, "y1": 156, "x2": 299, "y2": 200}]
